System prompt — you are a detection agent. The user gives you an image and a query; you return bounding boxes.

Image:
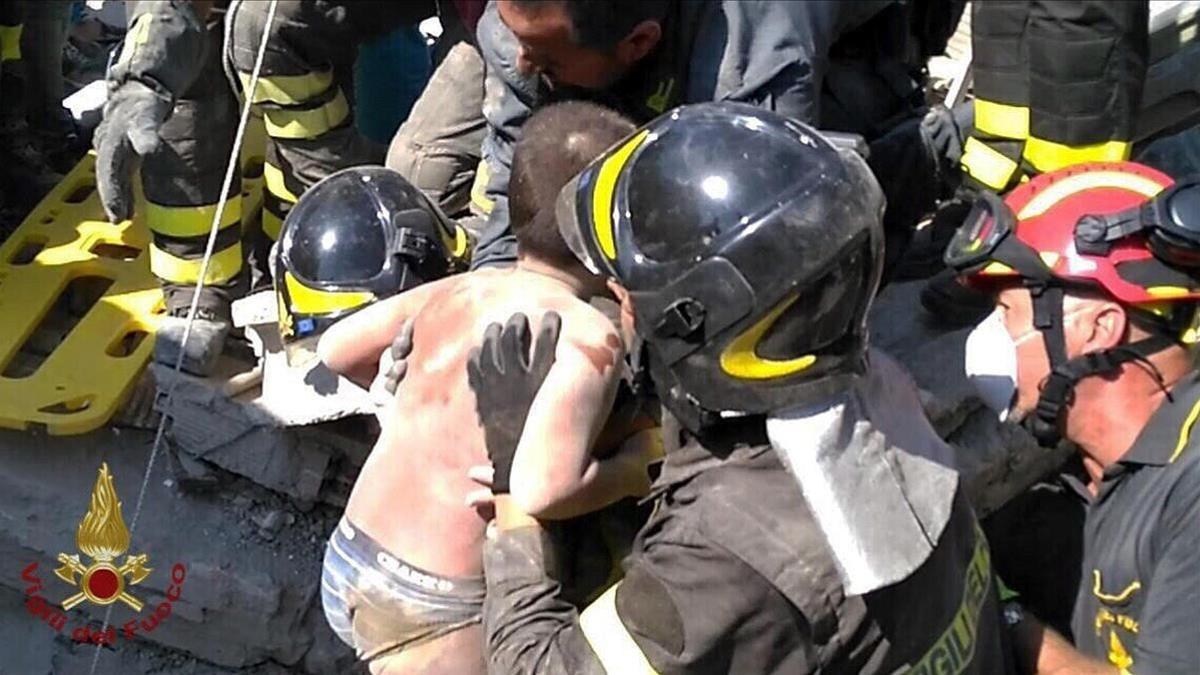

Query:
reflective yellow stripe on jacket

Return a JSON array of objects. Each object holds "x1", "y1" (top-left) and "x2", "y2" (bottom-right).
[
  {"x1": 579, "y1": 583, "x2": 659, "y2": 674},
  {"x1": 240, "y1": 70, "x2": 334, "y2": 106},
  {"x1": 961, "y1": 137, "x2": 1022, "y2": 192},
  {"x1": 0, "y1": 23, "x2": 21, "y2": 61},
  {"x1": 262, "y1": 89, "x2": 351, "y2": 140},
  {"x1": 149, "y1": 242, "x2": 242, "y2": 285},
  {"x1": 1023, "y1": 137, "x2": 1132, "y2": 173},
  {"x1": 145, "y1": 198, "x2": 242, "y2": 238}
]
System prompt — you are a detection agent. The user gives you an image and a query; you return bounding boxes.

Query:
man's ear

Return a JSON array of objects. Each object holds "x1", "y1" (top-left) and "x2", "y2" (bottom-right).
[
  {"x1": 615, "y1": 20, "x2": 662, "y2": 65},
  {"x1": 1079, "y1": 301, "x2": 1128, "y2": 354}
]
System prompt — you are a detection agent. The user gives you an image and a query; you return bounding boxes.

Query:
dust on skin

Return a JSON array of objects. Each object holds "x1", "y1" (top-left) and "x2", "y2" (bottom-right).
[
  {"x1": 403, "y1": 273, "x2": 507, "y2": 407},
  {"x1": 569, "y1": 332, "x2": 621, "y2": 376}
]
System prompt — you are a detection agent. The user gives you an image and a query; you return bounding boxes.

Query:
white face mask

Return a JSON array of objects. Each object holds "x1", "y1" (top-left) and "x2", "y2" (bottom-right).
[{"x1": 964, "y1": 308, "x2": 1035, "y2": 422}]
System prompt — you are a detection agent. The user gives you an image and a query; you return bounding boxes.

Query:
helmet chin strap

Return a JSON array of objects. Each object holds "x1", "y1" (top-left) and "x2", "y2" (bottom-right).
[{"x1": 1026, "y1": 282, "x2": 1174, "y2": 446}]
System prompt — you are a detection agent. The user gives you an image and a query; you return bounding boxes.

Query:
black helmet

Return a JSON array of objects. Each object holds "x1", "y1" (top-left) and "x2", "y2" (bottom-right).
[
  {"x1": 556, "y1": 102, "x2": 885, "y2": 430},
  {"x1": 274, "y1": 166, "x2": 469, "y2": 364}
]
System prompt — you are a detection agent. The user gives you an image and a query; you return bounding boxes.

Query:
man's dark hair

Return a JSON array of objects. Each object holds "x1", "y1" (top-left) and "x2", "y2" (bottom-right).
[
  {"x1": 513, "y1": 0, "x2": 670, "y2": 51},
  {"x1": 509, "y1": 101, "x2": 634, "y2": 267}
]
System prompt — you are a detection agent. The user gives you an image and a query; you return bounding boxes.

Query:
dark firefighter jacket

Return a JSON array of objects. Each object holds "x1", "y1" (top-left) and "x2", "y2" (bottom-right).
[
  {"x1": 469, "y1": 0, "x2": 894, "y2": 268},
  {"x1": 482, "y1": 417, "x2": 1015, "y2": 674},
  {"x1": 962, "y1": 0, "x2": 1149, "y2": 191}
]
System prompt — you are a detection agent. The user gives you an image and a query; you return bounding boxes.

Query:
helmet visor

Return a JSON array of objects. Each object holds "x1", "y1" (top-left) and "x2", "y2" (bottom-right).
[
  {"x1": 944, "y1": 191, "x2": 1017, "y2": 272},
  {"x1": 556, "y1": 173, "x2": 602, "y2": 275},
  {"x1": 281, "y1": 202, "x2": 390, "y2": 289}
]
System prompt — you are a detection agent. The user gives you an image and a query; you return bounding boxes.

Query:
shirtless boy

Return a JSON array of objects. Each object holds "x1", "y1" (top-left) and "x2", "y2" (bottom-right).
[{"x1": 316, "y1": 102, "x2": 649, "y2": 674}]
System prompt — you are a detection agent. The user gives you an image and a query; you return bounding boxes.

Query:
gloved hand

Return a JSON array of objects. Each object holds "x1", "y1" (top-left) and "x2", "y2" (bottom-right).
[
  {"x1": 919, "y1": 104, "x2": 967, "y2": 170},
  {"x1": 368, "y1": 317, "x2": 416, "y2": 422},
  {"x1": 466, "y1": 311, "x2": 561, "y2": 493},
  {"x1": 94, "y1": 80, "x2": 172, "y2": 223}
]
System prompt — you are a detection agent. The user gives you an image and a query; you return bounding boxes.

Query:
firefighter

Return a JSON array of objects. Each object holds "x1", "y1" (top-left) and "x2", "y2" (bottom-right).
[
  {"x1": 961, "y1": 1, "x2": 1149, "y2": 193},
  {"x1": 94, "y1": 0, "x2": 436, "y2": 376},
  {"x1": 949, "y1": 161, "x2": 1200, "y2": 672},
  {"x1": 924, "y1": 0, "x2": 1151, "y2": 323},
  {"x1": 470, "y1": 103, "x2": 1014, "y2": 673},
  {"x1": 467, "y1": 0, "x2": 936, "y2": 270}
]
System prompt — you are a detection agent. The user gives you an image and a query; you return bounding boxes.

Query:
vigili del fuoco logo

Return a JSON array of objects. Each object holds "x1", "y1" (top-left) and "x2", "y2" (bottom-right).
[{"x1": 19, "y1": 463, "x2": 188, "y2": 646}]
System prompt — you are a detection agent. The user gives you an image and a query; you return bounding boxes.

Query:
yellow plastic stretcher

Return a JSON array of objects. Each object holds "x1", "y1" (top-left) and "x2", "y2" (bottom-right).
[{"x1": 0, "y1": 120, "x2": 266, "y2": 435}]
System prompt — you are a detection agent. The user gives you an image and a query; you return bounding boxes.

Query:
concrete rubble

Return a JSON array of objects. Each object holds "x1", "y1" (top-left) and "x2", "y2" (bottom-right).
[{"x1": 0, "y1": 426, "x2": 361, "y2": 674}]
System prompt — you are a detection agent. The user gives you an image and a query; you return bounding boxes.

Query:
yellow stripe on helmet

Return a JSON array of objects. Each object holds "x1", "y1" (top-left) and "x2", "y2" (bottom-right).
[
  {"x1": 591, "y1": 130, "x2": 650, "y2": 260},
  {"x1": 719, "y1": 294, "x2": 817, "y2": 380},
  {"x1": 283, "y1": 272, "x2": 374, "y2": 316},
  {"x1": 1145, "y1": 286, "x2": 1192, "y2": 299},
  {"x1": 450, "y1": 224, "x2": 471, "y2": 261}
]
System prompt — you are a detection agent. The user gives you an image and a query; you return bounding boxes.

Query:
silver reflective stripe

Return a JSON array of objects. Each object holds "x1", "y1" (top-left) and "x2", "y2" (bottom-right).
[{"x1": 556, "y1": 173, "x2": 601, "y2": 274}]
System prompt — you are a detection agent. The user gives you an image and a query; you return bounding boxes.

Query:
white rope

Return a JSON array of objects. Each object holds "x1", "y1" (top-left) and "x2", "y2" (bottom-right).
[{"x1": 89, "y1": 1, "x2": 278, "y2": 670}]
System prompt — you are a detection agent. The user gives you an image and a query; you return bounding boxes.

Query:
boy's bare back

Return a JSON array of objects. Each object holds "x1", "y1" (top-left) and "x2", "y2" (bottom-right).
[{"x1": 342, "y1": 267, "x2": 619, "y2": 579}]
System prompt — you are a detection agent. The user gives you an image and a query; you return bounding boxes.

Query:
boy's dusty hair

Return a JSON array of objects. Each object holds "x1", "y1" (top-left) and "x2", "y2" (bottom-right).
[{"x1": 509, "y1": 101, "x2": 635, "y2": 267}]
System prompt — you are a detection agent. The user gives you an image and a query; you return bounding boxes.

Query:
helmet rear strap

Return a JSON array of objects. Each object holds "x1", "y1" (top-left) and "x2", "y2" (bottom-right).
[{"x1": 1027, "y1": 280, "x2": 1174, "y2": 446}]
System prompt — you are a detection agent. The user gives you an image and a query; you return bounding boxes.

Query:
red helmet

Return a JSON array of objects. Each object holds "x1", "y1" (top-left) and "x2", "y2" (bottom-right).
[
  {"x1": 945, "y1": 162, "x2": 1200, "y2": 446},
  {"x1": 951, "y1": 162, "x2": 1200, "y2": 299},
  {"x1": 946, "y1": 162, "x2": 1200, "y2": 341}
]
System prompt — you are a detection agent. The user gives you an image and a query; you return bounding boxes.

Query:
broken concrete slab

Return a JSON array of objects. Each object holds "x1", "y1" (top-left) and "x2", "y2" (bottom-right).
[
  {"x1": 0, "y1": 427, "x2": 354, "y2": 672},
  {"x1": 152, "y1": 361, "x2": 373, "y2": 507}
]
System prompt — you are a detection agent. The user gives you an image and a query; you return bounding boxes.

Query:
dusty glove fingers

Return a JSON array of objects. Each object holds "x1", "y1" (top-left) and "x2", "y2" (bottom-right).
[
  {"x1": 379, "y1": 317, "x2": 416, "y2": 396},
  {"x1": 95, "y1": 124, "x2": 136, "y2": 223},
  {"x1": 920, "y1": 105, "x2": 963, "y2": 164},
  {"x1": 500, "y1": 313, "x2": 532, "y2": 372},
  {"x1": 390, "y1": 317, "x2": 416, "y2": 362},
  {"x1": 530, "y1": 311, "x2": 562, "y2": 381},
  {"x1": 475, "y1": 321, "x2": 506, "y2": 380},
  {"x1": 382, "y1": 359, "x2": 408, "y2": 396},
  {"x1": 95, "y1": 83, "x2": 169, "y2": 222}
]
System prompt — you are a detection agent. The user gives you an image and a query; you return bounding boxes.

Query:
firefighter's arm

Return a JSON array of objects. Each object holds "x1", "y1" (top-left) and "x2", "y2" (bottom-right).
[
  {"x1": 486, "y1": 497, "x2": 787, "y2": 674},
  {"x1": 96, "y1": 1, "x2": 213, "y2": 222},
  {"x1": 1009, "y1": 610, "x2": 1119, "y2": 675},
  {"x1": 117, "y1": 1, "x2": 212, "y2": 94}
]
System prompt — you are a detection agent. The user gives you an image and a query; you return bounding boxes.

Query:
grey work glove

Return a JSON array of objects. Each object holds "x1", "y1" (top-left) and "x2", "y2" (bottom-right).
[
  {"x1": 94, "y1": 80, "x2": 172, "y2": 222},
  {"x1": 467, "y1": 312, "x2": 561, "y2": 494},
  {"x1": 919, "y1": 104, "x2": 967, "y2": 170},
  {"x1": 368, "y1": 318, "x2": 416, "y2": 422}
]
